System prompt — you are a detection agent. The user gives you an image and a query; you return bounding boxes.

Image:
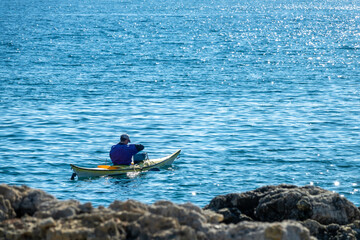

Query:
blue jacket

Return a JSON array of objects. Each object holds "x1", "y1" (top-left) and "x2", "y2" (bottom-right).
[{"x1": 110, "y1": 143, "x2": 144, "y2": 165}]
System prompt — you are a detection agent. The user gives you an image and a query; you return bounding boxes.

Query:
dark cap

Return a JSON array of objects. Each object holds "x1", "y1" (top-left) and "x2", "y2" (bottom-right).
[{"x1": 120, "y1": 134, "x2": 131, "y2": 143}]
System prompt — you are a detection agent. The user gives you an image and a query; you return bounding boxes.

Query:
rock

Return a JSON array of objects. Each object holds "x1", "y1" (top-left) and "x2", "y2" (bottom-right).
[
  {"x1": 205, "y1": 184, "x2": 360, "y2": 225},
  {"x1": 301, "y1": 219, "x2": 360, "y2": 239},
  {"x1": 0, "y1": 195, "x2": 16, "y2": 221},
  {"x1": 19, "y1": 188, "x2": 56, "y2": 217},
  {"x1": 38, "y1": 217, "x2": 56, "y2": 230},
  {"x1": 0, "y1": 184, "x2": 28, "y2": 220},
  {"x1": 109, "y1": 199, "x2": 148, "y2": 213},
  {"x1": 217, "y1": 207, "x2": 253, "y2": 224},
  {"x1": 202, "y1": 209, "x2": 224, "y2": 224},
  {"x1": 205, "y1": 185, "x2": 296, "y2": 219},
  {"x1": 137, "y1": 212, "x2": 180, "y2": 234},
  {"x1": 149, "y1": 200, "x2": 207, "y2": 230},
  {"x1": 2, "y1": 184, "x2": 360, "y2": 240},
  {"x1": 181, "y1": 202, "x2": 224, "y2": 224},
  {"x1": 256, "y1": 185, "x2": 360, "y2": 225},
  {"x1": 301, "y1": 219, "x2": 325, "y2": 238},
  {"x1": 0, "y1": 184, "x2": 27, "y2": 210},
  {"x1": 204, "y1": 221, "x2": 315, "y2": 240},
  {"x1": 94, "y1": 218, "x2": 126, "y2": 239},
  {"x1": 0, "y1": 184, "x2": 56, "y2": 220},
  {"x1": 79, "y1": 202, "x2": 93, "y2": 214},
  {"x1": 34, "y1": 199, "x2": 80, "y2": 220}
]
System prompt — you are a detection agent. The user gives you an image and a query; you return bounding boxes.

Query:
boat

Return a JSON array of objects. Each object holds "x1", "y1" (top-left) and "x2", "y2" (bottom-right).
[{"x1": 70, "y1": 149, "x2": 181, "y2": 179}]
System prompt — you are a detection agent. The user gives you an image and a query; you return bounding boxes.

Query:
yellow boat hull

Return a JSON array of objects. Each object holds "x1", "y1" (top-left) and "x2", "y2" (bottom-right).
[{"x1": 70, "y1": 150, "x2": 181, "y2": 178}]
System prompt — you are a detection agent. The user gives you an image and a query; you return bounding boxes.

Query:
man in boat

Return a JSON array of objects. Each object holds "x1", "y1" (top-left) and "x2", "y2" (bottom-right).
[{"x1": 109, "y1": 134, "x2": 145, "y2": 165}]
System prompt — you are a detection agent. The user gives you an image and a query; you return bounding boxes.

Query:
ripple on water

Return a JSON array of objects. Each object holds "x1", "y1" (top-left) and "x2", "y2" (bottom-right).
[{"x1": 0, "y1": 0, "x2": 360, "y2": 207}]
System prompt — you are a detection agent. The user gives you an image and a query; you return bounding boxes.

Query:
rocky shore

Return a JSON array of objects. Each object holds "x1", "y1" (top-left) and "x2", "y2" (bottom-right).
[{"x1": 1, "y1": 184, "x2": 360, "y2": 239}]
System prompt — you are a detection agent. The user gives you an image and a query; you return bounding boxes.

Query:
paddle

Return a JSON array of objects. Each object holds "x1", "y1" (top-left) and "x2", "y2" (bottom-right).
[
  {"x1": 70, "y1": 173, "x2": 77, "y2": 180},
  {"x1": 97, "y1": 165, "x2": 138, "y2": 170},
  {"x1": 97, "y1": 165, "x2": 120, "y2": 170}
]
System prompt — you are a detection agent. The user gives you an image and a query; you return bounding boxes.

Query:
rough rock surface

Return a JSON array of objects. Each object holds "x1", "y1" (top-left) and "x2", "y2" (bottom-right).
[
  {"x1": 204, "y1": 184, "x2": 360, "y2": 225},
  {"x1": 1, "y1": 183, "x2": 360, "y2": 239}
]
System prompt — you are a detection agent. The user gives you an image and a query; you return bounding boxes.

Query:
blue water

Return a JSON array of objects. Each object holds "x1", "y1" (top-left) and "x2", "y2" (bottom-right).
[{"x1": 1, "y1": 0, "x2": 360, "y2": 207}]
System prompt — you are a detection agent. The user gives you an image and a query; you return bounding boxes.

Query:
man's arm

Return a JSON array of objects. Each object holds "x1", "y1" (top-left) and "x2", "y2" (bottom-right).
[{"x1": 135, "y1": 144, "x2": 144, "y2": 152}]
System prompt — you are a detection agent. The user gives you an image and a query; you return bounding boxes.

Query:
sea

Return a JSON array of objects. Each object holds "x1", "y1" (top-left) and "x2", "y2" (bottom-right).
[{"x1": 1, "y1": 0, "x2": 359, "y2": 208}]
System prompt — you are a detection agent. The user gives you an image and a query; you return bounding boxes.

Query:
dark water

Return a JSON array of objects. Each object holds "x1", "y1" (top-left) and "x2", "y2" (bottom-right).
[{"x1": 1, "y1": 0, "x2": 360, "y2": 207}]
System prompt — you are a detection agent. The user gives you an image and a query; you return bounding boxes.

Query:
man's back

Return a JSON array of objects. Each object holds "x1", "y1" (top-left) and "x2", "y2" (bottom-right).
[{"x1": 110, "y1": 143, "x2": 144, "y2": 165}]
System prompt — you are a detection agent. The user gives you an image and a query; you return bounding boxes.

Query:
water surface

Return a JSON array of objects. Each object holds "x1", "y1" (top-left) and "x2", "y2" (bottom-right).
[{"x1": 0, "y1": 0, "x2": 359, "y2": 207}]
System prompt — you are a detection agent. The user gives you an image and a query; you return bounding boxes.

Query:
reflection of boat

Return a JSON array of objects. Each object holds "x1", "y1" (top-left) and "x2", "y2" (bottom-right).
[{"x1": 70, "y1": 150, "x2": 181, "y2": 179}]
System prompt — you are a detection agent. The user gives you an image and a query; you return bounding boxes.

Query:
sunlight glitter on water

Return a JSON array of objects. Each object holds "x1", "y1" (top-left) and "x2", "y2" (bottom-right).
[{"x1": 1, "y1": 0, "x2": 360, "y2": 207}]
